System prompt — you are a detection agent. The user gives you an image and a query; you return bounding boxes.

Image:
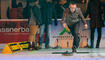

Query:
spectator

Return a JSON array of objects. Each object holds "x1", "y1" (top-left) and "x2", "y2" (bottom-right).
[
  {"x1": 85, "y1": 0, "x2": 105, "y2": 48},
  {"x1": 23, "y1": 1, "x2": 31, "y2": 19},
  {"x1": 39, "y1": 0, "x2": 57, "y2": 49},
  {"x1": 55, "y1": 0, "x2": 67, "y2": 18},
  {"x1": 28, "y1": 0, "x2": 42, "y2": 50},
  {"x1": 77, "y1": 0, "x2": 89, "y2": 15}
]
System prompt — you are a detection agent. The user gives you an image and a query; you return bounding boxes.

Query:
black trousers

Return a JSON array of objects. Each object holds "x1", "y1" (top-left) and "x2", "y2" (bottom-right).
[
  {"x1": 68, "y1": 22, "x2": 80, "y2": 48},
  {"x1": 90, "y1": 27, "x2": 102, "y2": 48}
]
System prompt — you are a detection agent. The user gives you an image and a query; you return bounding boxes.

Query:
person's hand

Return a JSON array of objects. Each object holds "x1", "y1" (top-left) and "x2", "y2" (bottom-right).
[
  {"x1": 84, "y1": 24, "x2": 88, "y2": 29},
  {"x1": 63, "y1": 23, "x2": 70, "y2": 32},
  {"x1": 85, "y1": 18, "x2": 91, "y2": 20},
  {"x1": 63, "y1": 23, "x2": 67, "y2": 28}
]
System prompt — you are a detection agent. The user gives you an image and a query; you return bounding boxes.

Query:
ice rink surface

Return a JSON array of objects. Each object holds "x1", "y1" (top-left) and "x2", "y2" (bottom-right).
[{"x1": 0, "y1": 48, "x2": 105, "y2": 60}]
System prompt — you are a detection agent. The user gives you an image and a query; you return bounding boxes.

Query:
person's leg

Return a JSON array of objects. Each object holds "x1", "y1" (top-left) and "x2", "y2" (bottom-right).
[
  {"x1": 68, "y1": 23, "x2": 80, "y2": 53},
  {"x1": 72, "y1": 23, "x2": 80, "y2": 49},
  {"x1": 96, "y1": 27, "x2": 102, "y2": 48},
  {"x1": 68, "y1": 26, "x2": 77, "y2": 53},
  {"x1": 28, "y1": 25, "x2": 38, "y2": 50},
  {"x1": 90, "y1": 28, "x2": 95, "y2": 48},
  {"x1": 45, "y1": 24, "x2": 51, "y2": 48},
  {"x1": 68, "y1": 26, "x2": 75, "y2": 49},
  {"x1": 39, "y1": 24, "x2": 45, "y2": 48}
]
